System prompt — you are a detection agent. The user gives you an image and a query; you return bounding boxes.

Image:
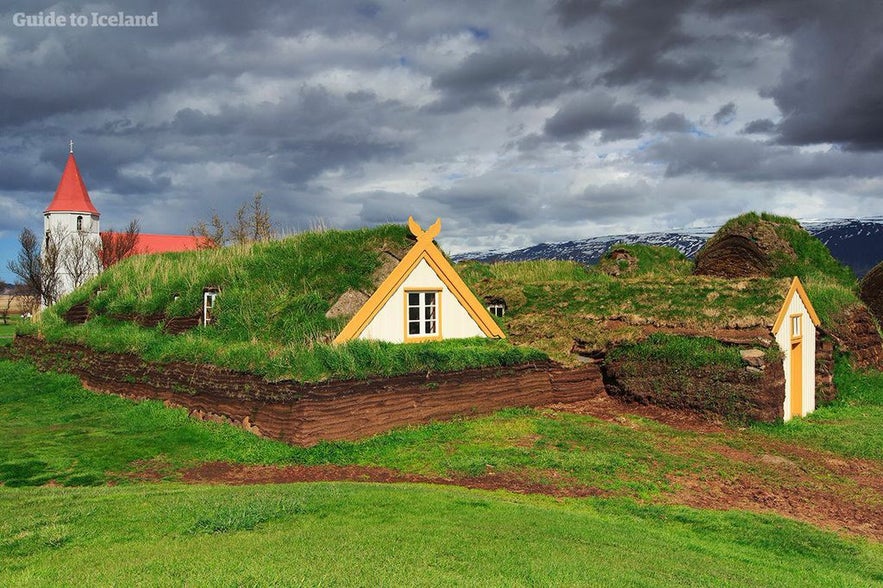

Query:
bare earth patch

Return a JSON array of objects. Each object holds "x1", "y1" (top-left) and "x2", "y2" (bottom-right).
[
  {"x1": 667, "y1": 473, "x2": 883, "y2": 541},
  {"x1": 179, "y1": 462, "x2": 603, "y2": 499}
]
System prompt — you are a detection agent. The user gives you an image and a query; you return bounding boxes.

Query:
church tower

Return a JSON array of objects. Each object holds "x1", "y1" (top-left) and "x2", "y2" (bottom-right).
[{"x1": 43, "y1": 142, "x2": 101, "y2": 300}]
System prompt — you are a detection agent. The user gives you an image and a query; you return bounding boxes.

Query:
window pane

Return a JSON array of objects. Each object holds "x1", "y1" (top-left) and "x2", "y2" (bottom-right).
[
  {"x1": 408, "y1": 322, "x2": 420, "y2": 335},
  {"x1": 425, "y1": 292, "x2": 435, "y2": 305},
  {"x1": 409, "y1": 307, "x2": 420, "y2": 320},
  {"x1": 425, "y1": 320, "x2": 436, "y2": 333},
  {"x1": 425, "y1": 306, "x2": 436, "y2": 320},
  {"x1": 408, "y1": 292, "x2": 419, "y2": 306}
]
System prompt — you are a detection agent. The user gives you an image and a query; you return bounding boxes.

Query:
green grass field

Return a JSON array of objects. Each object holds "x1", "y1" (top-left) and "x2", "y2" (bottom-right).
[
  {"x1": 2, "y1": 483, "x2": 880, "y2": 586},
  {"x1": 0, "y1": 357, "x2": 881, "y2": 584}
]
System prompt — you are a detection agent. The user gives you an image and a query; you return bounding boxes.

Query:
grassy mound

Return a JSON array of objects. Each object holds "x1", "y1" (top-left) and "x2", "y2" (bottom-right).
[
  {"x1": 460, "y1": 214, "x2": 867, "y2": 364},
  {"x1": 597, "y1": 244, "x2": 693, "y2": 277},
  {"x1": 461, "y1": 255, "x2": 788, "y2": 363},
  {"x1": 26, "y1": 225, "x2": 545, "y2": 382},
  {"x1": 56, "y1": 224, "x2": 414, "y2": 344},
  {"x1": 694, "y1": 212, "x2": 861, "y2": 326}
]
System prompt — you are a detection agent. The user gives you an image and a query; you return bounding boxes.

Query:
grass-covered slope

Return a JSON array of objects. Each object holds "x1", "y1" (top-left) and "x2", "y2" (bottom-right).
[
  {"x1": 25, "y1": 225, "x2": 544, "y2": 382},
  {"x1": 58, "y1": 224, "x2": 414, "y2": 343},
  {"x1": 460, "y1": 255, "x2": 789, "y2": 362},
  {"x1": 460, "y1": 214, "x2": 867, "y2": 364},
  {"x1": 705, "y1": 212, "x2": 855, "y2": 285},
  {"x1": 695, "y1": 212, "x2": 862, "y2": 329}
]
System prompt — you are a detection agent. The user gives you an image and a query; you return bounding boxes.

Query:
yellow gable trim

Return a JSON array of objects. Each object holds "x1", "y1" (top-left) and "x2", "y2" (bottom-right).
[
  {"x1": 772, "y1": 276, "x2": 821, "y2": 335},
  {"x1": 334, "y1": 217, "x2": 505, "y2": 343}
]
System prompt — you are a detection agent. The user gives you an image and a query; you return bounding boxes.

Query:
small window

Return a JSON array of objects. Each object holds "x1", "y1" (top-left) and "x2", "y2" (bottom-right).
[
  {"x1": 76, "y1": 216, "x2": 83, "y2": 231},
  {"x1": 487, "y1": 303, "x2": 505, "y2": 317},
  {"x1": 203, "y1": 288, "x2": 220, "y2": 325},
  {"x1": 406, "y1": 291, "x2": 438, "y2": 338},
  {"x1": 45, "y1": 231, "x2": 51, "y2": 250},
  {"x1": 791, "y1": 315, "x2": 801, "y2": 338}
]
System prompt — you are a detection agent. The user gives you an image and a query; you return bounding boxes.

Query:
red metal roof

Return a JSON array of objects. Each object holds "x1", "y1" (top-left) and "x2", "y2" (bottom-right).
[
  {"x1": 45, "y1": 153, "x2": 100, "y2": 215},
  {"x1": 104, "y1": 233, "x2": 211, "y2": 255}
]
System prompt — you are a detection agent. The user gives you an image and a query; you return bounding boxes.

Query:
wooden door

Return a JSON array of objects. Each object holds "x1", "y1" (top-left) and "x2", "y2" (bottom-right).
[{"x1": 790, "y1": 340, "x2": 802, "y2": 418}]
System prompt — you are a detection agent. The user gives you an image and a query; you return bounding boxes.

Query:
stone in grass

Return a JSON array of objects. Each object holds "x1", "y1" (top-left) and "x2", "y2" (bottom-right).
[{"x1": 740, "y1": 348, "x2": 766, "y2": 369}]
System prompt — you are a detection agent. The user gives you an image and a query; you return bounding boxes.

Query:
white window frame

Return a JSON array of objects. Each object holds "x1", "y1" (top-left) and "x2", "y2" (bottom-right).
[
  {"x1": 405, "y1": 289, "x2": 440, "y2": 341},
  {"x1": 487, "y1": 303, "x2": 505, "y2": 317},
  {"x1": 203, "y1": 290, "x2": 219, "y2": 326},
  {"x1": 790, "y1": 314, "x2": 801, "y2": 339}
]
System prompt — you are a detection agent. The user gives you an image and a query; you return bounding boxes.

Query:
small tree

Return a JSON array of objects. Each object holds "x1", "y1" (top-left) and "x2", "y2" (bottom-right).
[
  {"x1": 7, "y1": 227, "x2": 60, "y2": 307},
  {"x1": 191, "y1": 192, "x2": 274, "y2": 247},
  {"x1": 97, "y1": 219, "x2": 141, "y2": 269},
  {"x1": 62, "y1": 228, "x2": 100, "y2": 288},
  {"x1": 189, "y1": 212, "x2": 225, "y2": 248}
]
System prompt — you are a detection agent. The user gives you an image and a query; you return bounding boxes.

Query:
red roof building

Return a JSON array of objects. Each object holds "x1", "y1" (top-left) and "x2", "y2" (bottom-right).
[{"x1": 101, "y1": 232, "x2": 210, "y2": 255}]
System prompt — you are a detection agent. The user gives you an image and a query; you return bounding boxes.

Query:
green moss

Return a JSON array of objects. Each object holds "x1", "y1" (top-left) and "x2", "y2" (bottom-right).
[{"x1": 607, "y1": 333, "x2": 744, "y2": 370}]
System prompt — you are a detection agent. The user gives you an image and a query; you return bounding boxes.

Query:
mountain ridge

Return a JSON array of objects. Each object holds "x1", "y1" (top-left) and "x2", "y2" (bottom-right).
[{"x1": 454, "y1": 217, "x2": 883, "y2": 277}]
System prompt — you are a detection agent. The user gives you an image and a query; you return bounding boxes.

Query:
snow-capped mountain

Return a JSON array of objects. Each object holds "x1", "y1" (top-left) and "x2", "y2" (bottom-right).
[{"x1": 455, "y1": 217, "x2": 883, "y2": 277}]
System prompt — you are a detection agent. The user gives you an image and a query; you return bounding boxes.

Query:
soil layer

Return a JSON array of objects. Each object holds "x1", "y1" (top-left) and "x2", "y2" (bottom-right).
[{"x1": 8, "y1": 336, "x2": 604, "y2": 446}]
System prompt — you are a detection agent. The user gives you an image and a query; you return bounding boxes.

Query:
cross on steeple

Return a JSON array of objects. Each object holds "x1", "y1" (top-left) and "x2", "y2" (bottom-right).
[{"x1": 69, "y1": 139, "x2": 74, "y2": 154}]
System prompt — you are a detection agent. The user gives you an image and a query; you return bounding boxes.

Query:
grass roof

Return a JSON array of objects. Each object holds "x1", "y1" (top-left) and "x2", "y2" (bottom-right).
[
  {"x1": 28, "y1": 225, "x2": 544, "y2": 382},
  {"x1": 25, "y1": 213, "x2": 865, "y2": 376},
  {"x1": 459, "y1": 220, "x2": 863, "y2": 364},
  {"x1": 459, "y1": 257, "x2": 791, "y2": 362}
]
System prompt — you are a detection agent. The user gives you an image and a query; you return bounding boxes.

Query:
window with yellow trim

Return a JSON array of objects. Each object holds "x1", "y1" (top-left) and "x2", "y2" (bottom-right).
[
  {"x1": 791, "y1": 315, "x2": 801, "y2": 338},
  {"x1": 407, "y1": 291, "x2": 437, "y2": 337}
]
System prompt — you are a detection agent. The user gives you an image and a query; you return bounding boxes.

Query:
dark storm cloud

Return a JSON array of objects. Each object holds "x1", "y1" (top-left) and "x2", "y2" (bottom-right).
[
  {"x1": 742, "y1": 119, "x2": 776, "y2": 134},
  {"x1": 427, "y1": 44, "x2": 593, "y2": 111},
  {"x1": 651, "y1": 112, "x2": 692, "y2": 133},
  {"x1": 2, "y1": 0, "x2": 883, "y2": 276},
  {"x1": 704, "y1": 0, "x2": 883, "y2": 151},
  {"x1": 554, "y1": 0, "x2": 719, "y2": 95},
  {"x1": 543, "y1": 94, "x2": 644, "y2": 142},
  {"x1": 640, "y1": 136, "x2": 883, "y2": 182},
  {"x1": 712, "y1": 102, "x2": 736, "y2": 125}
]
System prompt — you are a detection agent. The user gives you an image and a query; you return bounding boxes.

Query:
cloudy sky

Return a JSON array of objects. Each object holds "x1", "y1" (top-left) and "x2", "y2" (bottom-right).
[{"x1": 2, "y1": 0, "x2": 882, "y2": 278}]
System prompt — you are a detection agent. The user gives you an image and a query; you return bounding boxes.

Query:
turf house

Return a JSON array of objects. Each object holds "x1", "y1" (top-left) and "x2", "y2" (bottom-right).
[{"x1": 21, "y1": 157, "x2": 882, "y2": 442}]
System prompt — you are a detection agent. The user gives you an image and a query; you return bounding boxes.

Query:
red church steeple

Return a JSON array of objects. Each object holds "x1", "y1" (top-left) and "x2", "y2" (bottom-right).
[{"x1": 44, "y1": 145, "x2": 100, "y2": 216}]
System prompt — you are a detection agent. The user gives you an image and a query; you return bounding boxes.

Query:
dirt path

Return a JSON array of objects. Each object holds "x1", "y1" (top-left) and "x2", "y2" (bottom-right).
[{"x1": 181, "y1": 462, "x2": 602, "y2": 498}]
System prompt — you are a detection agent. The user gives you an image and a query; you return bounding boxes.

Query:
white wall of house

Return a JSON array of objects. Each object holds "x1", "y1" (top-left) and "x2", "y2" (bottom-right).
[
  {"x1": 43, "y1": 211, "x2": 101, "y2": 299},
  {"x1": 358, "y1": 258, "x2": 486, "y2": 343},
  {"x1": 775, "y1": 292, "x2": 817, "y2": 421}
]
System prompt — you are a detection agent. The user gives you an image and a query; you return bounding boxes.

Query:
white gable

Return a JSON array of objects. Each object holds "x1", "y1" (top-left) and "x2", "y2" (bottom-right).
[
  {"x1": 775, "y1": 290, "x2": 817, "y2": 421},
  {"x1": 358, "y1": 258, "x2": 486, "y2": 343}
]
